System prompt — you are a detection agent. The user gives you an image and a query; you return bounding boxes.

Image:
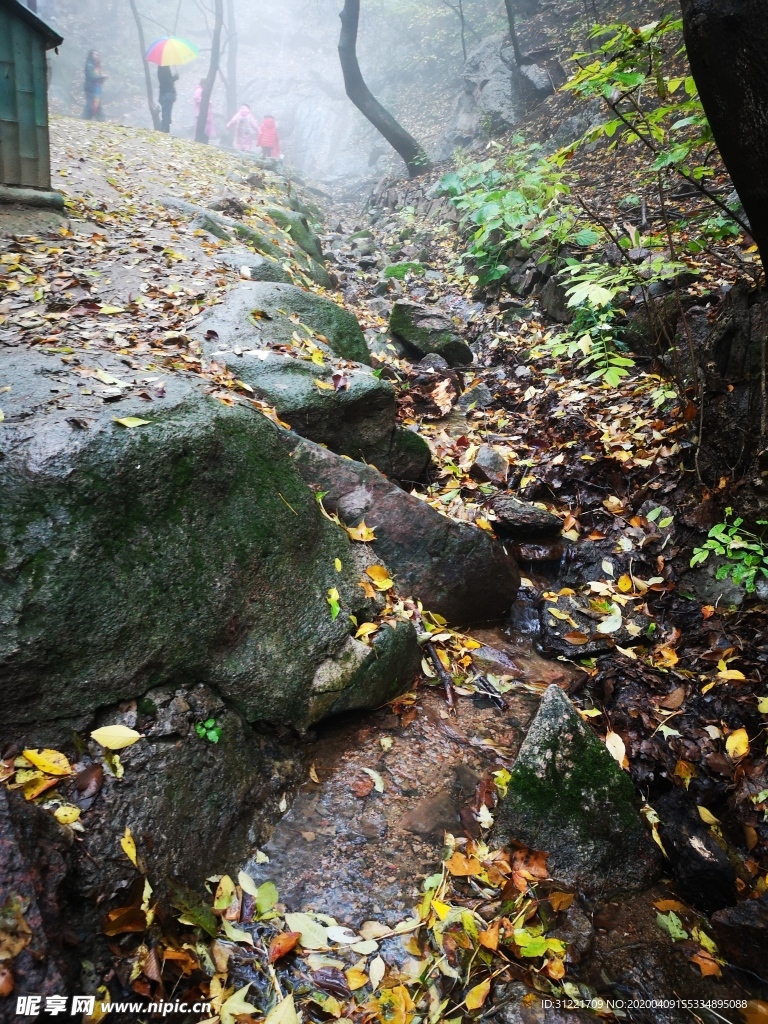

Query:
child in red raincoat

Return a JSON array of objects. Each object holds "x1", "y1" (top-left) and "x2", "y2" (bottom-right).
[
  {"x1": 258, "y1": 116, "x2": 280, "y2": 159},
  {"x1": 227, "y1": 105, "x2": 260, "y2": 152}
]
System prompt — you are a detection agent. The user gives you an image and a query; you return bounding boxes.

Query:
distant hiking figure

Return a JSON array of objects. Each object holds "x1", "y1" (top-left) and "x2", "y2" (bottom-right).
[
  {"x1": 227, "y1": 105, "x2": 260, "y2": 152},
  {"x1": 193, "y1": 80, "x2": 215, "y2": 140},
  {"x1": 157, "y1": 66, "x2": 179, "y2": 134},
  {"x1": 83, "y1": 50, "x2": 107, "y2": 120},
  {"x1": 258, "y1": 115, "x2": 280, "y2": 159}
]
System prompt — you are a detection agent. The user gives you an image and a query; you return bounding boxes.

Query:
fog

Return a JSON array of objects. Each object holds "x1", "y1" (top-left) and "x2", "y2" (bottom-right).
[{"x1": 43, "y1": 0, "x2": 504, "y2": 184}]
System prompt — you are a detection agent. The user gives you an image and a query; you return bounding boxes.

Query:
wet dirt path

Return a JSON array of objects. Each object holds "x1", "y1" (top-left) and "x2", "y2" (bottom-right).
[{"x1": 243, "y1": 634, "x2": 576, "y2": 929}]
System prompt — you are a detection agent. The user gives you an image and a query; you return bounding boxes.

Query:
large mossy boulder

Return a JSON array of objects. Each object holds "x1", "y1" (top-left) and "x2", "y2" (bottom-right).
[
  {"x1": 289, "y1": 437, "x2": 520, "y2": 623},
  {"x1": 390, "y1": 300, "x2": 474, "y2": 367},
  {"x1": 490, "y1": 686, "x2": 661, "y2": 895},
  {"x1": 198, "y1": 282, "x2": 370, "y2": 364},
  {"x1": 265, "y1": 206, "x2": 325, "y2": 264},
  {"x1": 0, "y1": 349, "x2": 417, "y2": 733},
  {"x1": 205, "y1": 351, "x2": 430, "y2": 480}
]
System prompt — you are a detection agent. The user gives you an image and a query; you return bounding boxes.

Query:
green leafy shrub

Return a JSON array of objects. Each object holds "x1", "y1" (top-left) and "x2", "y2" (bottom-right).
[{"x1": 690, "y1": 509, "x2": 768, "y2": 593}]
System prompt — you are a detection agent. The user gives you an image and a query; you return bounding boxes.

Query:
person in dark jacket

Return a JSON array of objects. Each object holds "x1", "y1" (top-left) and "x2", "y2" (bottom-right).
[
  {"x1": 83, "y1": 50, "x2": 107, "y2": 120},
  {"x1": 157, "y1": 65, "x2": 179, "y2": 134}
]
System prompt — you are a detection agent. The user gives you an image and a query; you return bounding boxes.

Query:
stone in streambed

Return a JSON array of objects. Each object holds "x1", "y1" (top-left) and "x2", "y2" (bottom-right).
[
  {"x1": 197, "y1": 281, "x2": 370, "y2": 364},
  {"x1": 390, "y1": 300, "x2": 473, "y2": 367},
  {"x1": 491, "y1": 493, "x2": 563, "y2": 539},
  {"x1": 711, "y1": 893, "x2": 768, "y2": 975},
  {"x1": 470, "y1": 444, "x2": 508, "y2": 486},
  {"x1": 656, "y1": 788, "x2": 737, "y2": 913},
  {"x1": 289, "y1": 436, "x2": 520, "y2": 623},
  {"x1": 490, "y1": 685, "x2": 661, "y2": 895}
]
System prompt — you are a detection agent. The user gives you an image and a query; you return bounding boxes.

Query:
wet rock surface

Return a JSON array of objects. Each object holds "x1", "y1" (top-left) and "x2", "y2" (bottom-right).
[
  {"x1": 197, "y1": 281, "x2": 371, "y2": 364},
  {"x1": 0, "y1": 790, "x2": 75, "y2": 1009},
  {"x1": 490, "y1": 686, "x2": 662, "y2": 895},
  {"x1": 242, "y1": 688, "x2": 537, "y2": 927},
  {"x1": 289, "y1": 436, "x2": 521, "y2": 623},
  {"x1": 711, "y1": 892, "x2": 768, "y2": 977},
  {"x1": 656, "y1": 788, "x2": 738, "y2": 913},
  {"x1": 202, "y1": 351, "x2": 430, "y2": 479},
  {"x1": 389, "y1": 300, "x2": 474, "y2": 367},
  {"x1": 0, "y1": 349, "x2": 414, "y2": 732},
  {"x1": 491, "y1": 493, "x2": 563, "y2": 539}
]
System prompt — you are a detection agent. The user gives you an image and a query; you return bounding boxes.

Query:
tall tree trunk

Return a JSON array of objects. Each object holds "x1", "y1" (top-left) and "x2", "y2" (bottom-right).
[
  {"x1": 128, "y1": 0, "x2": 161, "y2": 131},
  {"x1": 338, "y1": 0, "x2": 431, "y2": 179},
  {"x1": 680, "y1": 0, "x2": 768, "y2": 269},
  {"x1": 196, "y1": 0, "x2": 224, "y2": 144},
  {"x1": 503, "y1": 0, "x2": 524, "y2": 65},
  {"x1": 225, "y1": 0, "x2": 238, "y2": 121}
]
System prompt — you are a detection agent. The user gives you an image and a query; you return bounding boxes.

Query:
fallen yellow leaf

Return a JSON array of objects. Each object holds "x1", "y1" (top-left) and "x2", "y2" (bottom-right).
[
  {"x1": 465, "y1": 978, "x2": 491, "y2": 1011},
  {"x1": 23, "y1": 748, "x2": 72, "y2": 776},
  {"x1": 54, "y1": 804, "x2": 81, "y2": 825},
  {"x1": 121, "y1": 826, "x2": 139, "y2": 868},
  {"x1": 346, "y1": 521, "x2": 376, "y2": 542},
  {"x1": 725, "y1": 728, "x2": 750, "y2": 759},
  {"x1": 90, "y1": 725, "x2": 142, "y2": 750}
]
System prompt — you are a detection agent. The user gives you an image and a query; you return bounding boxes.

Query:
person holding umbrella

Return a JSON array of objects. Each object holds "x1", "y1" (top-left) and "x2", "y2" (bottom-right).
[
  {"x1": 157, "y1": 65, "x2": 179, "y2": 133},
  {"x1": 145, "y1": 37, "x2": 198, "y2": 134}
]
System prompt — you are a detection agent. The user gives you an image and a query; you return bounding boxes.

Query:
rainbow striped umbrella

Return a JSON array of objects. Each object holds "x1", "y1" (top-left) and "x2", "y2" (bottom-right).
[{"x1": 145, "y1": 37, "x2": 199, "y2": 66}]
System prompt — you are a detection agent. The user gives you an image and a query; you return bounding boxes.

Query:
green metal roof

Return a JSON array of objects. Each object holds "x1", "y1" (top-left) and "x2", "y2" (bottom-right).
[{"x1": 0, "y1": 0, "x2": 63, "y2": 49}]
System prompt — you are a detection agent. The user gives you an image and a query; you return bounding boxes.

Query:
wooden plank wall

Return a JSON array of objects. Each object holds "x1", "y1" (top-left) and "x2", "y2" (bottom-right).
[{"x1": 0, "y1": 9, "x2": 51, "y2": 189}]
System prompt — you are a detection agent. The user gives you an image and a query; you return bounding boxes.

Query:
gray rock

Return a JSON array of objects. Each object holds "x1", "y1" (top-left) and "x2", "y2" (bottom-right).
[
  {"x1": 470, "y1": 444, "x2": 508, "y2": 486},
  {"x1": 458, "y1": 382, "x2": 494, "y2": 410},
  {"x1": 289, "y1": 437, "x2": 521, "y2": 623},
  {"x1": 490, "y1": 686, "x2": 661, "y2": 895},
  {"x1": 390, "y1": 300, "x2": 473, "y2": 367},
  {"x1": 0, "y1": 348, "x2": 416, "y2": 733},
  {"x1": 551, "y1": 905, "x2": 595, "y2": 964},
  {"x1": 197, "y1": 281, "x2": 371, "y2": 364},
  {"x1": 538, "y1": 274, "x2": 573, "y2": 323},
  {"x1": 219, "y1": 247, "x2": 292, "y2": 284},
  {"x1": 462, "y1": 36, "x2": 522, "y2": 130},
  {"x1": 491, "y1": 494, "x2": 563, "y2": 539},
  {"x1": 712, "y1": 892, "x2": 768, "y2": 975},
  {"x1": 203, "y1": 351, "x2": 429, "y2": 480}
]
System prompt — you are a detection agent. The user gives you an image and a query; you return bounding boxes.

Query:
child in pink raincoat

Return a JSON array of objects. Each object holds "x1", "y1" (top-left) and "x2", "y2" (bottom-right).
[
  {"x1": 227, "y1": 104, "x2": 260, "y2": 152},
  {"x1": 258, "y1": 115, "x2": 281, "y2": 159},
  {"x1": 193, "y1": 80, "x2": 215, "y2": 139}
]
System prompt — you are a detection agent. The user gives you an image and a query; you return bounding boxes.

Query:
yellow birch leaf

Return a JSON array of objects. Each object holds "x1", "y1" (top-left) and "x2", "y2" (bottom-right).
[
  {"x1": 90, "y1": 725, "x2": 142, "y2": 750},
  {"x1": 465, "y1": 978, "x2": 491, "y2": 1011},
  {"x1": 605, "y1": 730, "x2": 628, "y2": 768},
  {"x1": 725, "y1": 728, "x2": 749, "y2": 759},
  {"x1": 346, "y1": 967, "x2": 369, "y2": 991},
  {"x1": 23, "y1": 748, "x2": 72, "y2": 776},
  {"x1": 697, "y1": 806, "x2": 719, "y2": 825},
  {"x1": 355, "y1": 622, "x2": 379, "y2": 639},
  {"x1": 617, "y1": 574, "x2": 633, "y2": 592},
  {"x1": 113, "y1": 417, "x2": 152, "y2": 428}
]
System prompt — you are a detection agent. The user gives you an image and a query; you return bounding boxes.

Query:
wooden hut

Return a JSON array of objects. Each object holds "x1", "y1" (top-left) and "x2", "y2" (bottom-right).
[{"x1": 0, "y1": 0, "x2": 63, "y2": 190}]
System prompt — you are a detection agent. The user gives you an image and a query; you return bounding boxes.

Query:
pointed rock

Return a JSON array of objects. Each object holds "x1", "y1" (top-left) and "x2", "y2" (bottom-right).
[{"x1": 490, "y1": 685, "x2": 661, "y2": 895}]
